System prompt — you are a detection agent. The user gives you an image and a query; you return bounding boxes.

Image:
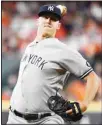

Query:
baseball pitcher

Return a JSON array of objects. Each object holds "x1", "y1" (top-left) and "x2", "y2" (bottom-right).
[{"x1": 7, "y1": 4, "x2": 100, "y2": 124}]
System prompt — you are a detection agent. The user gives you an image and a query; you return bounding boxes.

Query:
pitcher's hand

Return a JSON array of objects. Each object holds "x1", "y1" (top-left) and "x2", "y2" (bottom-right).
[{"x1": 66, "y1": 101, "x2": 88, "y2": 114}]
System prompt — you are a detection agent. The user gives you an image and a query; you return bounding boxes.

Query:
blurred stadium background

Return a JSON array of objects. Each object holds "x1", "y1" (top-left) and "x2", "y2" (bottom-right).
[{"x1": 1, "y1": 1, "x2": 102, "y2": 124}]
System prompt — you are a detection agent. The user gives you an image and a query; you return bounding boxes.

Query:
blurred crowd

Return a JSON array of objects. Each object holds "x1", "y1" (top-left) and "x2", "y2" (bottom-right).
[{"x1": 2, "y1": 1, "x2": 102, "y2": 101}]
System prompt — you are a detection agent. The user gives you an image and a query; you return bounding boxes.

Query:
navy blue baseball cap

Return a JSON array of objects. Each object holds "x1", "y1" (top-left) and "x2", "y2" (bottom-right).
[{"x1": 38, "y1": 4, "x2": 61, "y2": 20}]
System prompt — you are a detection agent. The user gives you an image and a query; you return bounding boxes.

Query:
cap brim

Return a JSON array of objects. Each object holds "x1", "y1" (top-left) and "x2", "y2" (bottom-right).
[{"x1": 38, "y1": 11, "x2": 61, "y2": 20}]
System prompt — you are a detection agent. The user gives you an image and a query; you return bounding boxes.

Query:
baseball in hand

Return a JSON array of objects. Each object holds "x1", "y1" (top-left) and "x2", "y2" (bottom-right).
[{"x1": 57, "y1": 5, "x2": 67, "y2": 16}]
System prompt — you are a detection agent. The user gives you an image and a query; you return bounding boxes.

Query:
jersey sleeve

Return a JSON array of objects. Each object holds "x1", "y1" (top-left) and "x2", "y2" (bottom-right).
[{"x1": 60, "y1": 48, "x2": 93, "y2": 79}]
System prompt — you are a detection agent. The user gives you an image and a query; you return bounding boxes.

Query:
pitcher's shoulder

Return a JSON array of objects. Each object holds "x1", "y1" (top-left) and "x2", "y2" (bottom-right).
[
  {"x1": 27, "y1": 40, "x2": 36, "y2": 47},
  {"x1": 23, "y1": 41, "x2": 36, "y2": 53},
  {"x1": 56, "y1": 39, "x2": 80, "y2": 55}
]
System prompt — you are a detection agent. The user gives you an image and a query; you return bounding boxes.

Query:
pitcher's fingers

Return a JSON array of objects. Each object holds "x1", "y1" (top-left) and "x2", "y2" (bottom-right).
[{"x1": 66, "y1": 109, "x2": 72, "y2": 114}]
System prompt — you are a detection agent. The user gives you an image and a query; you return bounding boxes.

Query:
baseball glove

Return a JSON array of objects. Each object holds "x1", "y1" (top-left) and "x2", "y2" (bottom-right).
[{"x1": 47, "y1": 95, "x2": 83, "y2": 122}]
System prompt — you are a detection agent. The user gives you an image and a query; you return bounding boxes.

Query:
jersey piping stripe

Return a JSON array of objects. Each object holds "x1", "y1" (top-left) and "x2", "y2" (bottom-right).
[
  {"x1": 80, "y1": 68, "x2": 93, "y2": 79},
  {"x1": 64, "y1": 72, "x2": 70, "y2": 85}
]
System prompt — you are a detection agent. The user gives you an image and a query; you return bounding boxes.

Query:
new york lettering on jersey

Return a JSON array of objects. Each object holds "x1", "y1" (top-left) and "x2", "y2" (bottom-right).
[{"x1": 21, "y1": 53, "x2": 48, "y2": 70}]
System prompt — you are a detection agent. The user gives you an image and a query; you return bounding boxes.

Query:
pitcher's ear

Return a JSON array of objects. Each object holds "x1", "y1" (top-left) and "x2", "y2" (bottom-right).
[{"x1": 57, "y1": 22, "x2": 61, "y2": 30}]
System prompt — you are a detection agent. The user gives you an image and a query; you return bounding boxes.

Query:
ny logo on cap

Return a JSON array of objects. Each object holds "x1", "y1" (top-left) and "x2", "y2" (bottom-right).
[{"x1": 48, "y1": 5, "x2": 54, "y2": 11}]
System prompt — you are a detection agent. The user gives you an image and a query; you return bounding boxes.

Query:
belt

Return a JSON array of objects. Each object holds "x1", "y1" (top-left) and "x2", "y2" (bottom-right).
[{"x1": 9, "y1": 106, "x2": 52, "y2": 120}]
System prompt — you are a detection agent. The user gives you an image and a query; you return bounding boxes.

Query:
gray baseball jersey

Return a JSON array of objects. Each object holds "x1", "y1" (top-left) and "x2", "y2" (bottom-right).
[{"x1": 10, "y1": 38, "x2": 93, "y2": 114}]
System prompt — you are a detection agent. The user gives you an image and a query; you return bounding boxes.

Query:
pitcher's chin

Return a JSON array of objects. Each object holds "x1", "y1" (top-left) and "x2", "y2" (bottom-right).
[{"x1": 42, "y1": 32, "x2": 53, "y2": 38}]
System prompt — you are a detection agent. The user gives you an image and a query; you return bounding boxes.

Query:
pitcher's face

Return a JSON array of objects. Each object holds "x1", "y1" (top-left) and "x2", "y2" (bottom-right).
[{"x1": 38, "y1": 13, "x2": 61, "y2": 37}]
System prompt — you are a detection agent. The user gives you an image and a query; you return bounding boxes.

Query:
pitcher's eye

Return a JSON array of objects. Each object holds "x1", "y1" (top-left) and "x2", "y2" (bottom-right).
[
  {"x1": 50, "y1": 17, "x2": 58, "y2": 21},
  {"x1": 42, "y1": 15, "x2": 58, "y2": 21},
  {"x1": 43, "y1": 15, "x2": 49, "y2": 19}
]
